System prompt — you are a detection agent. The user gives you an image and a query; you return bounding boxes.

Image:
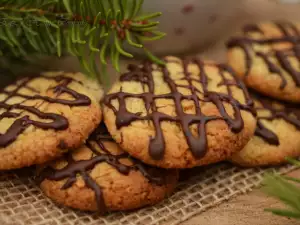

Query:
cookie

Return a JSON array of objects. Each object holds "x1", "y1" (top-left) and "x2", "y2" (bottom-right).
[
  {"x1": 37, "y1": 124, "x2": 178, "y2": 213},
  {"x1": 103, "y1": 56, "x2": 257, "y2": 168},
  {"x1": 0, "y1": 71, "x2": 103, "y2": 170},
  {"x1": 227, "y1": 21, "x2": 300, "y2": 103},
  {"x1": 230, "y1": 92, "x2": 300, "y2": 167}
]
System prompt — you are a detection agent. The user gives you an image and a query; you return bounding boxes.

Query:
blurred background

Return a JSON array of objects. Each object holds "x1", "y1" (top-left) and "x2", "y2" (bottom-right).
[{"x1": 7, "y1": 0, "x2": 300, "y2": 88}]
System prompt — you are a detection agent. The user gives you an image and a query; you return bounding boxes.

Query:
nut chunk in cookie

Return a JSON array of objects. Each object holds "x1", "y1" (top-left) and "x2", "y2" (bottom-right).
[
  {"x1": 0, "y1": 72, "x2": 102, "y2": 170},
  {"x1": 231, "y1": 92, "x2": 300, "y2": 167},
  {"x1": 37, "y1": 124, "x2": 178, "y2": 213},
  {"x1": 227, "y1": 21, "x2": 300, "y2": 103},
  {"x1": 103, "y1": 56, "x2": 256, "y2": 168}
]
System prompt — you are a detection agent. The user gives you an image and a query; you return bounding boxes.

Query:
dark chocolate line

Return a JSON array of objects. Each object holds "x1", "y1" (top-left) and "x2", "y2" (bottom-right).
[
  {"x1": 37, "y1": 124, "x2": 166, "y2": 214},
  {"x1": 251, "y1": 92, "x2": 300, "y2": 145},
  {"x1": 255, "y1": 120, "x2": 279, "y2": 145},
  {"x1": 0, "y1": 75, "x2": 91, "y2": 148},
  {"x1": 227, "y1": 21, "x2": 300, "y2": 88},
  {"x1": 104, "y1": 58, "x2": 255, "y2": 160}
]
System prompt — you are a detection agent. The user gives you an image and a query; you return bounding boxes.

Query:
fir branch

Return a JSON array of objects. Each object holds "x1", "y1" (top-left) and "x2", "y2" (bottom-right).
[
  {"x1": 0, "y1": 0, "x2": 165, "y2": 83},
  {"x1": 263, "y1": 157, "x2": 300, "y2": 220}
]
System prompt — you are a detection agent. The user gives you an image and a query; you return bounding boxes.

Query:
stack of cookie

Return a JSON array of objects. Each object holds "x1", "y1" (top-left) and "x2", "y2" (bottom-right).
[
  {"x1": 1, "y1": 21, "x2": 300, "y2": 216},
  {"x1": 0, "y1": 71, "x2": 178, "y2": 214},
  {"x1": 227, "y1": 21, "x2": 300, "y2": 167}
]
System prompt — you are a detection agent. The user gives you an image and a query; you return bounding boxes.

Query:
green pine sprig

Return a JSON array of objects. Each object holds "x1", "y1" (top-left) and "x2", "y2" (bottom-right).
[
  {"x1": 262, "y1": 157, "x2": 300, "y2": 220},
  {"x1": 0, "y1": 0, "x2": 165, "y2": 84}
]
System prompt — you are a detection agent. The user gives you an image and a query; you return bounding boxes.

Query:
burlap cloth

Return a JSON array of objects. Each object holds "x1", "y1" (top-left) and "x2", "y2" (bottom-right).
[
  {"x1": 0, "y1": 163, "x2": 296, "y2": 225},
  {"x1": 1, "y1": 1, "x2": 300, "y2": 224}
]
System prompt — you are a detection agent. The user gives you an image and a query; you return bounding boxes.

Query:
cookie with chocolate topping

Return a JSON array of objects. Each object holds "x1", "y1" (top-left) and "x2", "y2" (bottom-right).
[
  {"x1": 227, "y1": 21, "x2": 300, "y2": 103},
  {"x1": 0, "y1": 71, "x2": 102, "y2": 170},
  {"x1": 230, "y1": 92, "x2": 300, "y2": 167},
  {"x1": 103, "y1": 56, "x2": 256, "y2": 168},
  {"x1": 37, "y1": 124, "x2": 178, "y2": 213}
]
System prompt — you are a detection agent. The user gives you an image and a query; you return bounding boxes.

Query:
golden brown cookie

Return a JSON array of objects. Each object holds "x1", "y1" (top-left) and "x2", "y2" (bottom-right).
[
  {"x1": 37, "y1": 124, "x2": 178, "y2": 213},
  {"x1": 103, "y1": 56, "x2": 257, "y2": 169},
  {"x1": 230, "y1": 92, "x2": 300, "y2": 167},
  {"x1": 227, "y1": 21, "x2": 300, "y2": 103},
  {"x1": 0, "y1": 71, "x2": 103, "y2": 170}
]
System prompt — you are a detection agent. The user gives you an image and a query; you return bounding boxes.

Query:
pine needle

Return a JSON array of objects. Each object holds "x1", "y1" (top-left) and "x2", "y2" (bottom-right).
[
  {"x1": 0, "y1": 0, "x2": 165, "y2": 84},
  {"x1": 263, "y1": 157, "x2": 300, "y2": 220}
]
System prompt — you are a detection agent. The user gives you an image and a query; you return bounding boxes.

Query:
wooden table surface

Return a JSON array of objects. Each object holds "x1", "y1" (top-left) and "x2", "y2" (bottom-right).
[{"x1": 182, "y1": 169, "x2": 300, "y2": 225}]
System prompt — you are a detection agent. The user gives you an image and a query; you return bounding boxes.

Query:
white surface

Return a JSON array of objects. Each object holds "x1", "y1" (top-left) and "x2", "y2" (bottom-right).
[{"x1": 131, "y1": 0, "x2": 245, "y2": 55}]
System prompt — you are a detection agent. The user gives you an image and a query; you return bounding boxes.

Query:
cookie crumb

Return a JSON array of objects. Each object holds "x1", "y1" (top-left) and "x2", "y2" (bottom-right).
[{"x1": 76, "y1": 178, "x2": 86, "y2": 188}]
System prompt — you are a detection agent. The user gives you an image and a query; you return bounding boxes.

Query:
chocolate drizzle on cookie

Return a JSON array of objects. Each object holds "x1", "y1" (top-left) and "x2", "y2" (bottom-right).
[
  {"x1": 252, "y1": 92, "x2": 300, "y2": 145},
  {"x1": 0, "y1": 75, "x2": 91, "y2": 147},
  {"x1": 104, "y1": 58, "x2": 255, "y2": 160},
  {"x1": 227, "y1": 21, "x2": 300, "y2": 89},
  {"x1": 37, "y1": 124, "x2": 166, "y2": 214}
]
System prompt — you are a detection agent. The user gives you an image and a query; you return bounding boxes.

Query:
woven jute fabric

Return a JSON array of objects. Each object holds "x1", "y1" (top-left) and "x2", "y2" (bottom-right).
[{"x1": 0, "y1": 163, "x2": 296, "y2": 225}]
